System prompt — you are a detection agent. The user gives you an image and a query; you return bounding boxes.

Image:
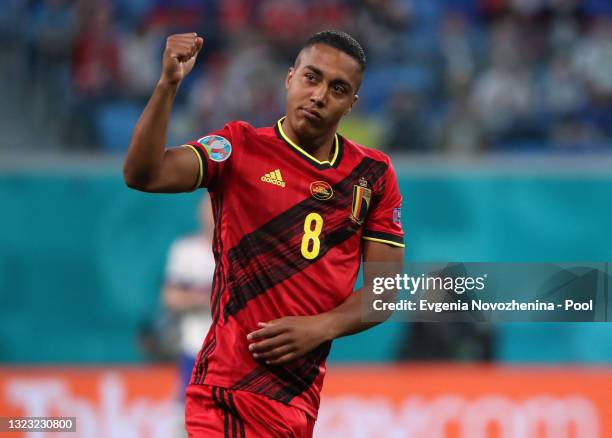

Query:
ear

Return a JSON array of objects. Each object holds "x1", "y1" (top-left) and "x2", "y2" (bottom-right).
[
  {"x1": 285, "y1": 67, "x2": 294, "y2": 90},
  {"x1": 344, "y1": 94, "x2": 359, "y2": 116}
]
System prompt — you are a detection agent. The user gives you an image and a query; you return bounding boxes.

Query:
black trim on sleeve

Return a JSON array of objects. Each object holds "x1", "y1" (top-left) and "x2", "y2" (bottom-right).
[
  {"x1": 362, "y1": 230, "x2": 405, "y2": 246},
  {"x1": 188, "y1": 141, "x2": 209, "y2": 188}
]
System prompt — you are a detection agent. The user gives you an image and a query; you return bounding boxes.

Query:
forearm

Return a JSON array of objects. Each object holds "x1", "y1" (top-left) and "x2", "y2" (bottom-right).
[
  {"x1": 321, "y1": 243, "x2": 403, "y2": 341},
  {"x1": 123, "y1": 81, "x2": 178, "y2": 189},
  {"x1": 321, "y1": 286, "x2": 391, "y2": 341}
]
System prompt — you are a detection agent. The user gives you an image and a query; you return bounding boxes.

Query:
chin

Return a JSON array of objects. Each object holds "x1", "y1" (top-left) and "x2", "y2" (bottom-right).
[
  {"x1": 292, "y1": 116, "x2": 313, "y2": 132},
  {"x1": 299, "y1": 121, "x2": 322, "y2": 138}
]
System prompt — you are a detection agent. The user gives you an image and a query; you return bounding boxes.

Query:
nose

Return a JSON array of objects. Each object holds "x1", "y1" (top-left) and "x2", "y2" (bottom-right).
[{"x1": 310, "y1": 82, "x2": 327, "y2": 107}]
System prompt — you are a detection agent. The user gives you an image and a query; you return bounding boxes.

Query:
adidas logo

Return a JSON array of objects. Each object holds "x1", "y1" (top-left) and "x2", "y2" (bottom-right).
[{"x1": 261, "y1": 169, "x2": 285, "y2": 188}]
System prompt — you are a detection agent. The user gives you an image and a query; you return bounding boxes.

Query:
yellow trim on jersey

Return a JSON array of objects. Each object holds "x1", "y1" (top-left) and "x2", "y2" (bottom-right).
[
  {"x1": 277, "y1": 118, "x2": 339, "y2": 166},
  {"x1": 183, "y1": 144, "x2": 203, "y2": 190},
  {"x1": 362, "y1": 236, "x2": 405, "y2": 248}
]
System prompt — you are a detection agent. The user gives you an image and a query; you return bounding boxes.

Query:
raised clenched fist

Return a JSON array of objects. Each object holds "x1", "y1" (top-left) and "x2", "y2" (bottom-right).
[{"x1": 161, "y1": 33, "x2": 204, "y2": 86}]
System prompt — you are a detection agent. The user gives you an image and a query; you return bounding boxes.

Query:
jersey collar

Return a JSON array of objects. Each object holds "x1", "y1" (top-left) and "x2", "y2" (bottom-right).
[{"x1": 275, "y1": 117, "x2": 343, "y2": 170}]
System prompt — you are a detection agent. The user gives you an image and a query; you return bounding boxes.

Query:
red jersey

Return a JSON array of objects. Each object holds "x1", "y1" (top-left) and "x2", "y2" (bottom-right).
[{"x1": 185, "y1": 118, "x2": 404, "y2": 419}]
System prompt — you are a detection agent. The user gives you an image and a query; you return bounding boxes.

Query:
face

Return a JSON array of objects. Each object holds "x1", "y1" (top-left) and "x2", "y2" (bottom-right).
[{"x1": 285, "y1": 44, "x2": 362, "y2": 138}]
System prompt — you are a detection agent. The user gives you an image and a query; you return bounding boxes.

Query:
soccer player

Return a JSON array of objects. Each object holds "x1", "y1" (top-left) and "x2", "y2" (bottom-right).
[{"x1": 124, "y1": 30, "x2": 404, "y2": 437}]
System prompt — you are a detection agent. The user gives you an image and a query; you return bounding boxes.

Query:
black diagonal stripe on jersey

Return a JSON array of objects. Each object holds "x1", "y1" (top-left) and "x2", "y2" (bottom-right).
[
  {"x1": 270, "y1": 341, "x2": 332, "y2": 403},
  {"x1": 224, "y1": 218, "x2": 359, "y2": 320},
  {"x1": 223, "y1": 157, "x2": 388, "y2": 320},
  {"x1": 232, "y1": 344, "x2": 330, "y2": 396},
  {"x1": 233, "y1": 367, "x2": 267, "y2": 393},
  {"x1": 233, "y1": 342, "x2": 331, "y2": 404},
  {"x1": 226, "y1": 157, "x2": 384, "y2": 264}
]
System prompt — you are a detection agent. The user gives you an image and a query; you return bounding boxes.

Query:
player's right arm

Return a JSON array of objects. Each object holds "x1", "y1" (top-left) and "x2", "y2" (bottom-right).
[{"x1": 123, "y1": 33, "x2": 204, "y2": 193}]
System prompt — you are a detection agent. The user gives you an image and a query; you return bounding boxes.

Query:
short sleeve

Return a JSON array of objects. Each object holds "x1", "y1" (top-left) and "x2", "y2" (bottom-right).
[
  {"x1": 362, "y1": 161, "x2": 405, "y2": 248},
  {"x1": 183, "y1": 121, "x2": 243, "y2": 190}
]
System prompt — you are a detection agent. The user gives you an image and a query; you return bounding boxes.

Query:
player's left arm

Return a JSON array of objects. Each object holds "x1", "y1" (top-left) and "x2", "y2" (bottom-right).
[{"x1": 247, "y1": 241, "x2": 403, "y2": 365}]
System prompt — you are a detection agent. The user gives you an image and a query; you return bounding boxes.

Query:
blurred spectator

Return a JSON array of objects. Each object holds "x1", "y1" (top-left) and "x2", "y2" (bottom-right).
[
  {"x1": 385, "y1": 89, "x2": 431, "y2": 152},
  {"x1": 257, "y1": 0, "x2": 310, "y2": 55},
  {"x1": 471, "y1": 18, "x2": 544, "y2": 145},
  {"x1": 255, "y1": 0, "x2": 352, "y2": 60},
  {"x1": 162, "y1": 195, "x2": 215, "y2": 399},
  {"x1": 73, "y1": 0, "x2": 120, "y2": 98},
  {"x1": 7, "y1": 0, "x2": 612, "y2": 154},
  {"x1": 353, "y1": 0, "x2": 412, "y2": 63},
  {"x1": 147, "y1": 0, "x2": 210, "y2": 33},
  {"x1": 189, "y1": 36, "x2": 284, "y2": 133},
  {"x1": 218, "y1": 0, "x2": 254, "y2": 35},
  {"x1": 112, "y1": 0, "x2": 156, "y2": 28},
  {"x1": 541, "y1": 52, "x2": 585, "y2": 118},
  {"x1": 572, "y1": 18, "x2": 612, "y2": 100},
  {"x1": 28, "y1": 0, "x2": 76, "y2": 134},
  {"x1": 438, "y1": 91, "x2": 486, "y2": 153},
  {"x1": 119, "y1": 21, "x2": 163, "y2": 102},
  {"x1": 68, "y1": 0, "x2": 121, "y2": 147},
  {"x1": 570, "y1": 17, "x2": 612, "y2": 140},
  {"x1": 538, "y1": 51, "x2": 594, "y2": 148},
  {"x1": 439, "y1": 11, "x2": 477, "y2": 94},
  {"x1": 307, "y1": 0, "x2": 353, "y2": 36},
  {"x1": 188, "y1": 55, "x2": 231, "y2": 134},
  {"x1": 222, "y1": 38, "x2": 284, "y2": 127},
  {"x1": 471, "y1": 63, "x2": 538, "y2": 143},
  {"x1": 137, "y1": 318, "x2": 176, "y2": 362}
]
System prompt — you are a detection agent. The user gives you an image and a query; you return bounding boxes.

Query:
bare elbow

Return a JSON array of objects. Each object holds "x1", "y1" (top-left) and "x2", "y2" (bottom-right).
[{"x1": 123, "y1": 163, "x2": 151, "y2": 191}]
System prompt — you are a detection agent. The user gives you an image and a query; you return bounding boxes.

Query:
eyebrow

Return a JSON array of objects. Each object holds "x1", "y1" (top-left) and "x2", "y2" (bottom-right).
[
  {"x1": 304, "y1": 65, "x2": 353, "y2": 92},
  {"x1": 304, "y1": 64, "x2": 324, "y2": 77}
]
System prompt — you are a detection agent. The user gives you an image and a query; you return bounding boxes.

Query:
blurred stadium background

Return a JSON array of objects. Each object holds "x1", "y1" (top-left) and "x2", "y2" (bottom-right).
[{"x1": 1, "y1": 0, "x2": 612, "y2": 436}]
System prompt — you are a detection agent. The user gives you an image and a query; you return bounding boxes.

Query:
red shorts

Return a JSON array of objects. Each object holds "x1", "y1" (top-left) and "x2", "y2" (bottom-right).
[{"x1": 185, "y1": 384, "x2": 315, "y2": 438}]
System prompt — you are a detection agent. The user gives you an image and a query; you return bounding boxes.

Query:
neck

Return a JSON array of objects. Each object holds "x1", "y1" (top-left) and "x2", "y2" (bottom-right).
[{"x1": 281, "y1": 117, "x2": 336, "y2": 162}]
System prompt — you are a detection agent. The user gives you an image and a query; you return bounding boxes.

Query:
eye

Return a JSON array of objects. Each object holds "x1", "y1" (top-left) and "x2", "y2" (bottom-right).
[
  {"x1": 305, "y1": 72, "x2": 316, "y2": 82},
  {"x1": 332, "y1": 84, "x2": 346, "y2": 95}
]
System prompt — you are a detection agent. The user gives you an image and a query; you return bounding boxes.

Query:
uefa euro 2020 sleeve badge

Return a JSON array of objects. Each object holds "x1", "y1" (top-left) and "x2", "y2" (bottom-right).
[{"x1": 197, "y1": 135, "x2": 232, "y2": 162}]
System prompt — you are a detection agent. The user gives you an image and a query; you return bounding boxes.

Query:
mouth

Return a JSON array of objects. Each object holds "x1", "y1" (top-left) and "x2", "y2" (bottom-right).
[{"x1": 300, "y1": 107, "x2": 322, "y2": 122}]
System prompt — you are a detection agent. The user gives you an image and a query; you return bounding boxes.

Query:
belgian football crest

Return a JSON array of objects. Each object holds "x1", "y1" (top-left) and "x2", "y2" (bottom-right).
[{"x1": 351, "y1": 183, "x2": 372, "y2": 225}]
